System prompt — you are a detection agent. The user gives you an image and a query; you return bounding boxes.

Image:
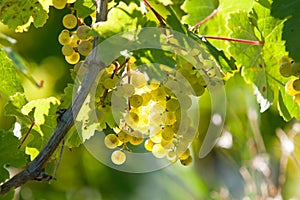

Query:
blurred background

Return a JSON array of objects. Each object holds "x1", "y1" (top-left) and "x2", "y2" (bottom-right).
[{"x1": 1, "y1": 5, "x2": 300, "y2": 200}]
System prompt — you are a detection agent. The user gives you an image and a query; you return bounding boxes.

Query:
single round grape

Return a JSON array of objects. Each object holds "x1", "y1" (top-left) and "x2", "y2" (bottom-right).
[
  {"x1": 111, "y1": 150, "x2": 126, "y2": 165},
  {"x1": 141, "y1": 92, "x2": 151, "y2": 106},
  {"x1": 103, "y1": 76, "x2": 119, "y2": 89},
  {"x1": 293, "y1": 79, "x2": 300, "y2": 91},
  {"x1": 104, "y1": 134, "x2": 120, "y2": 149},
  {"x1": 65, "y1": 52, "x2": 80, "y2": 64},
  {"x1": 178, "y1": 148, "x2": 190, "y2": 160},
  {"x1": 166, "y1": 151, "x2": 177, "y2": 162},
  {"x1": 285, "y1": 79, "x2": 300, "y2": 96},
  {"x1": 129, "y1": 130, "x2": 144, "y2": 145},
  {"x1": 280, "y1": 62, "x2": 293, "y2": 77},
  {"x1": 125, "y1": 111, "x2": 139, "y2": 126},
  {"x1": 192, "y1": 84, "x2": 205, "y2": 96},
  {"x1": 78, "y1": 40, "x2": 93, "y2": 56},
  {"x1": 58, "y1": 30, "x2": 71, "y2": 45},
  {"x1": 166, "y1": 98, "x2": 180, "y2": 111},
  {"x1": 164, "y1": 112, "x2": 177, "y2": 126},
  {"x1": 291, "y1": 62, "x2": 300, "y2": 76},
  {"x1": 131, "y1": 72, "x2": 147, "y2": 88},
  {"x1": 122, "y1": 84, "x2": 135, "y2": 97},
  {"x1": 129, "y1": 94, "x2": 143, "y2": 108},
  {"x1": 150, "y1": 87, "x2": 167, "y2": 102},
  {"x1": 52, "y1": 0, "x2": 67, "y2": 9},
  {"x1": 61, "y1": 44, "x2": 74, "y2": 56},
  {"x1": 63, "y1": 14, "x2": 77, "y2": 29},
  {"x1": 76, "y1": 25, "x2": 91, "y2": 40},
  {"x1": 144, "y1": 139, "x2": 154, "y2": 151},
  {"x1": 152, "y1": 144, "x2": 166, "y2": 158},
  {"x1": 161, "y1": 126, "x2": 175, "y2": 141},
  {"x1": 180, "y1": 155, "x2": 192, "y2": 166},
  {"x1": 117, "y1": 130, "x2": 131, "y2": 143}
]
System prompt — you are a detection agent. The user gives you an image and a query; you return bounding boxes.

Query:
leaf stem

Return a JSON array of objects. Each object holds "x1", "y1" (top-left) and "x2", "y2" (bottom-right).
[
  {"x1": 190, "y1": 9, "x2": 219, "y2": 30},
  {"x1": 202, "y1": 35, "x2": 264, "y2": 45}
]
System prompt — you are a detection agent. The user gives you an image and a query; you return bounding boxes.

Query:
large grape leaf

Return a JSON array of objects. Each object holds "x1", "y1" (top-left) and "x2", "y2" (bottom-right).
[
  {"x1": 0, "y1": 49, "x2": 23, "y2": 99},
  {"x1": 227, "y1": 0, "x2": 287, "y2": 113},
  {"x1": 270, "y1": 0, "x2": 300, "y2": 62},
  {"x1": 0, "y1": 130, "x2": 27, "y2": 183},
  {"x1": 0, "y1": 0, "x2": 48, "y2": 32},
  {"x1": 181, "y1": 0, "x2": 219, "y2": 25}
]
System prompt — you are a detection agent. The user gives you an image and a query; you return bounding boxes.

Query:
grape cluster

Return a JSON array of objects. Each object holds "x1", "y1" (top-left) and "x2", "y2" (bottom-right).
[
  {"x1": 96, "y1": 62, "x2": 199, "y2": 166},
  {"x1": 58, "y1": 13, "x2": 93, "y2": 64},
  {"x1": 279, "y1": 56, "x2": 300, "y2": 105}
]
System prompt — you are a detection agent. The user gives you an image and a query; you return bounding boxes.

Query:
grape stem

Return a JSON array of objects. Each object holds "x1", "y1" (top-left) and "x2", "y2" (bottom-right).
[{"x1": 0, "y1": 0, "x2": 108, "y2": 195}]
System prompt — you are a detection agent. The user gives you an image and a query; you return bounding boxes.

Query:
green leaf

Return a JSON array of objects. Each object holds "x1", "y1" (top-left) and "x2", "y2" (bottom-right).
[
  {"x1": 271, "y1": 0, "x2": 300, "y2": 62},
  {"x1": 181, "y1": 0, "x2": 219, "y2": 25},
  {"x1": 277, "y1": 89, "x2": 292, "y2": 121},
  {"x1": 0, "y1": 49, "x2": 24, "y2": 99},
  {"x1": 0, "y1": 0, "x2": 48, "y2": 32},
  {"x1": 74, "y1": 0, "x2": 96, "y2": 19},
  {"x1": 278, "y1": 87, "x2": 300, "y2": 120},
  {"x1": 0, "y1": 130, "x2": 27, "y2": 183}
]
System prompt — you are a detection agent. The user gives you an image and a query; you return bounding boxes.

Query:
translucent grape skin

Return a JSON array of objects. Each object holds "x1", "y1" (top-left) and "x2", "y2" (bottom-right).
[
  {"x1": 52, "y1": 0, "x2": 67, "y2": 9},
  {"x1": 129, "y1": 94, "x2": 143, "y2": 108},
  {"x1": 63, "y1": 14, "x2": 78, "y2": 29},
  {"x1": 76, "y1": 25, "x2": 91, "y2": 40},
  {"x1": 61, "y1": 44, "x2": 74, "y2": 56},
  {"x1": 285, "y1": 79, "x2": 300, "y2": 96},
  {"x1": 104, "y1": 134, "x2": 120, "y2": 149},
  {"x1": 180, "y1": 155, "x2": 192, "y2": 166},
  {"x1": 111, "y1": 150, "x2": 126, "y2": 165},
  {"x1": 58, "y1": 30, "x2": 71, "y2": 45},
  {"x1": 65, "y1": 52, "x2": 80, "y2": 64},
  {"x1": 78, "y1": 40, "x2": 93, "y2": 56}
]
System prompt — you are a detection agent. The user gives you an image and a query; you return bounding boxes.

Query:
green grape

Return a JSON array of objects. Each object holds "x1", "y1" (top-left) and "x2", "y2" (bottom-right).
[
  {"x1": 150, "y1": 86, "x2": 167, "y2": 102},
  {"x1": 122, "y1": 84, "x2": 135, "y2": 97},
  {"x1": 144, "y1": 139, "x2": 154, "y2": 151},
  {"x1": 63, "y1": 14, "x2": 77, "y2": 29},
  {"x1": 117, "y1": 130, "x2": 131, "y2": 143},
  {"x1": 150, "y1": 130, "x2": 162, "y2": 143},
  {"x1": 104, "y1": 134, "x2": 121, "y2": 149},
  {"x1": 294, "y1": 94, "x2": 300, "y2": 106},
  {"x1": 129, "y1": 130, "x2": 144, "y2": 145},
  {"x1": 164, "y1": 112, "x2": 176, "y2": 126},
  {"x1": 65, "y1": 52, "x2": 80, "y2": 64},
  {"x1": 125, "y1": 111, "x2": 139, "y2": 126},
  {"x1": 178, "y1": 148, "x2": 190, "y2": 160},
  {"x1": 52, "y1": 0, "x2": 67, "y2": 9},
  {"x1": 166, "y1": 151, "x2": 177, "y2": 162},
  {"x1": 111, "y1": 150, "x2": 126, "y2": 165},
  {"x1": 131, "y1": 72, "x2": 147, "y2": 88},
  {"x1": 293, "y1": 79, "x2": 300, "y2": 91},
  {"x1": 166, "y1": 98, "x2": 180, "y2": 111},
  {"x1": 78, "y1": 40, "x2": 93, "y2": 56},
  {"x1": 141, "y1": 92, "x2": 151, "y2": 106},
  {"x1": 103, "y1": 76, "x2": 119, "y2": 89},
  {"x1": 152, "y1": 144, "x2": 166, "y2": 158},
  {"x1": 180, "y1": 155, "x2": 192, "y2": 166},
  {"x1": 285, "y1": 79, "x2": 300, "y2": 96},
  {"x1": 161, "y1": 126, "x2": 174, "y2": 141},
  {"x1": 58, "y1": 30, "x2": 71, "y2": 45},
  {"x1": 280, "y1": 62, "x2": 293, "y2": 77},
  {"x1": 76, "y1": 25, "x2": 91, "y2": 40},
  {"x1": 129, "y1": 94, "x2": 143, "y2": 108},
  {"x1": 192, "y1": 83, "x2": 205, "y2": 96},
  {"x1": 61, "y1": 44, "x2": 74, "y2": 56}
]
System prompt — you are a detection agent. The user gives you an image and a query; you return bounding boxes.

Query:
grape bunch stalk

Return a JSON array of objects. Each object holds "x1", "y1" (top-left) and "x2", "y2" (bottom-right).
[{"x1": 279, "y1": 56, "x2": 300, "y2": 105}]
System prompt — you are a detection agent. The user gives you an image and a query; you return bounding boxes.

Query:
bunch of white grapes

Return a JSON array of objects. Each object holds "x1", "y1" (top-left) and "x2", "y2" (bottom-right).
[
  {"x1": 280, "y1": 56, "x2": 300, "y2": 105},
  {"x1": 58, "y1": 12, "x2": 93, "y2": 64},
  {"x1": 95, "y1": 61, "x2": 204, "y2": 166}
]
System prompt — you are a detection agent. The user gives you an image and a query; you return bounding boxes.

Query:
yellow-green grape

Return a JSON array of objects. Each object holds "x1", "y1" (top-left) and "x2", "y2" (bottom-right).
[
  {"x1": 141, "y1": 93, "x2": 151, "y2": 106},
  {"x1": 178, "y1": 148, "x2": 190, "y2": 160},
  {"x1": 144, "y1": 139, "x2": 154, "y2": 151},
  {"x1": 62, "y1": 14, "x2": 77, "y2": 29},
  {"x1": 150, "y1": 86, "x2": 167, "y2": 102},
  {"x1": 192, "y1": 83, "x2": 205, "y2": 96},
  {"x1": 131, "y1": 72, "x2": 147, "y2": 88},
  {"x1": 166, "y1": 98, "x2": 180, "y2": 111},
  {"x1": 129, "y1": 94, "x2": 143, "y2": 108},
  {"x1": 280, "y1": 62, "x2": 293, "y2": 77},
  {"x1": 106, "y1": 64, "x2": 115, "y2": 74},
  {"x1": 65, "y1": 52, "x2": 80, "y2": 64},
  {"x1": 180, "y1": 155, "x2": 192, "y2": 166},
  {"x1": 294, "y1": 94, "x2": 300, "y2": 105},
  {"x1": 104, "y1": 134, "x2": 121, "y2": 149},
  {"x1": 117, "y1": 130, "x2": 131, "y2": 143},
  {"x1": 125, "y1": 111, "x2": 139, "y2": 126},
  {"x1": 152, "y1": 144, "x2": 166, "y2": 158},
  {"x1": 293, "y1": 79, "x2": 300, "y2": 91},
  {"x1": 285, "y1": 79, "x2": 300, "y2": 96},
  {"x1": 166, "y1": 151, "x2": 177, "y2": 162},
  {"x1": 70, "y1": 35, "x2": 80, "y2": 47},
  {"x1": 61, "y1": 44, "x2": 74, "y2": 56},
  {"x1": 103, "y1": 76, "x2": 119, "y2": 89},
  {"x1": 164, "y1": 112, "x2": 176, "y2": 126},
  {"x1": 161, "y1": 126, "x2": 175, "y2": 141},
  {"x1": 150, "y1": 131, "x2": 162, "y2": 143},
  {"x1": 76, "y1": 25, "x2": 91, "y2": 40},
  {"x1": 78, "y1": 40, "x2": 93, "y2": 56},
  {"x1": 111, "y1": 150, "x2": 126, "y2": 165},
  {"x1": 122, "y1": 84, "x2": 135, "y2": 97},
  {"x1": 52, "y1": 0, "x2": 67, "y2": 9},
  {"x1": 58, "y1": 30, "x2": 71, "y2": 45},
  {"x1": 129, "y1": 130, "x2": 144, "y2": 145},
  {"x1": 291, "y1": 62, "x2": 300, "y2": 76}
]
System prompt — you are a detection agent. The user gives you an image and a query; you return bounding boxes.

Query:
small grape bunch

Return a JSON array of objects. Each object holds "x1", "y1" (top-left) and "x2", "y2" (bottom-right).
[
  {"x1": 58, "y1": 12, "x2": 93, "y2": 65},
  {"x1": 98, "y1": 64, "x2": 196, "y2": 166},
  {"x1": 279, "y1": 56, "x2": 300, "y2": 106}
]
